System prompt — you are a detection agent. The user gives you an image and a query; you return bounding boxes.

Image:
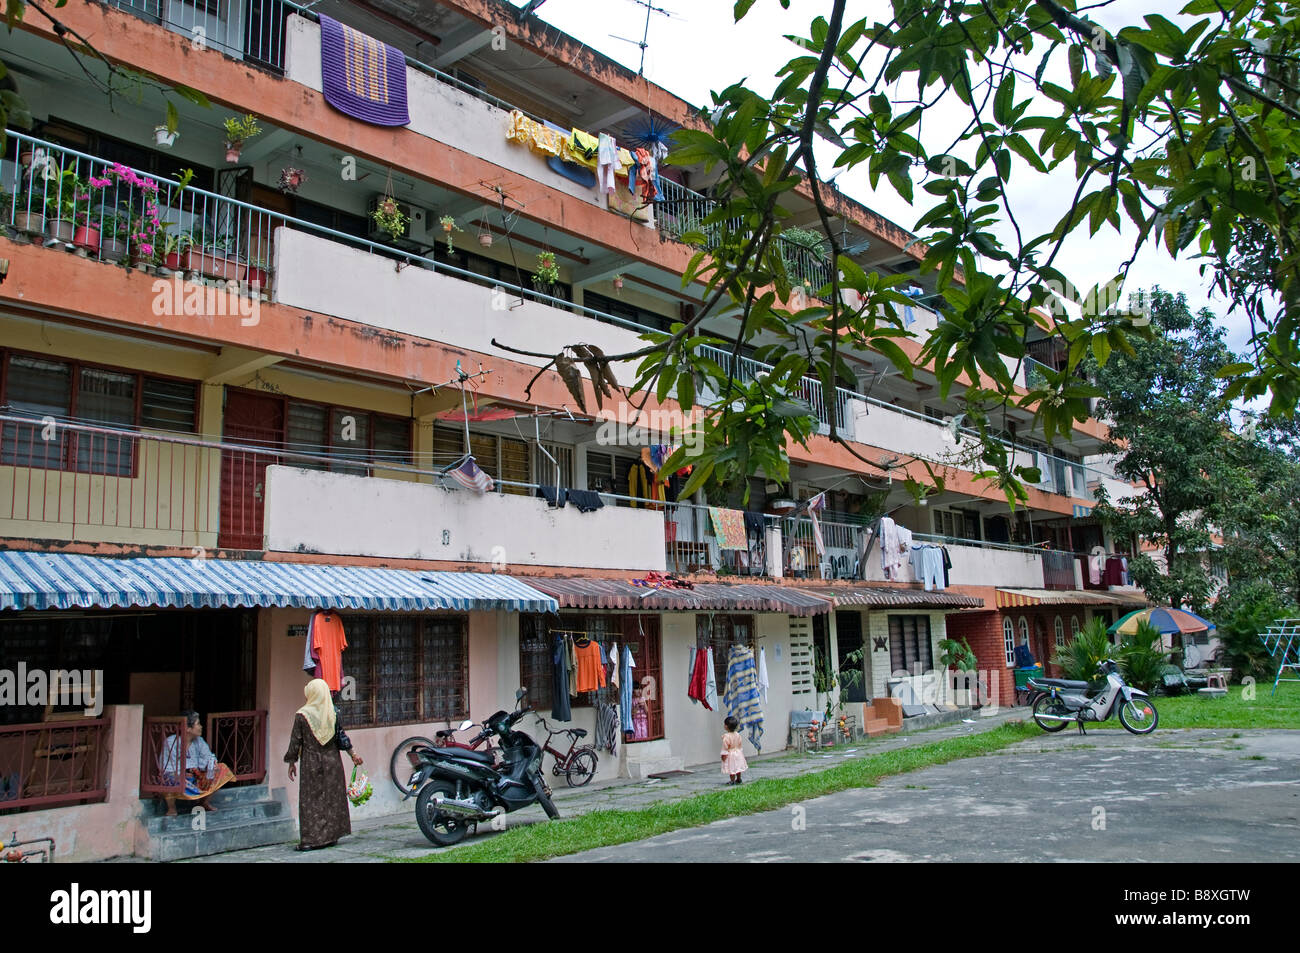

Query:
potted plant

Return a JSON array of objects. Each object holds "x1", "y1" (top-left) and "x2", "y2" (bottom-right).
[
  {"x1": 196, "y1": 233, "x2": 246, "y2": 281},
  {"x1": 43, "y1": 166, "x2": 86, "y2": 244},
  {"x1": 439, "y1": 214, "x2": 461, "y2": 253},
  {"x1": 278, "y1": 166, "x2": 306, "y2": 194},
  {"x1": 372, "y1": 196, "x2": 408, "y2": 241},
  {"x1": 98, "y1": 212, "x2": 130, "y2": 264},
  {"x1": 222, "y1": 114, "x2": 262, "y2": 163},
  {"x1": 533, "y1": 250, "x2": 560, "y2": 291},
  {"x1": 612, "y1": 273, "x2": 624, "y2": 291},
  {"x1": 160, "y1": 229, "x2": 197, "y2": 274},
  {"x1": 245, "y1": 256, "x2": 271, "y2": 292},
  {"x1": 477, "y1": 224, "x2": 493, "y2": 248},
  {"x1": 154, "y1": 124, "x2": 178, "y2": 148}
]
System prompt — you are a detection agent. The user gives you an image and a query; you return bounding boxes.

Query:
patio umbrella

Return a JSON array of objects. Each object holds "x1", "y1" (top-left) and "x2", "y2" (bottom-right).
[{"x1": 1108, "y1": 607, "x2": 1215, "y2": 637}]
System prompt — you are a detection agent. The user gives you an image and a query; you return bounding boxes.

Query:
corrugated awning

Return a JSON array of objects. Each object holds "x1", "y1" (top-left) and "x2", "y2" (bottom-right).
[
  {"x1": 797, "y1": 586, "x2": 984, "y2": 609},
  {"x1": 520, "y1": 577, "x2": 832, "y2": 616},
  {"x1": 996, "y1": 588, "x2": 1148, "y2": 609},
  {"x1": 0, "y1": 552, "x2": 558, "y2": 613}
]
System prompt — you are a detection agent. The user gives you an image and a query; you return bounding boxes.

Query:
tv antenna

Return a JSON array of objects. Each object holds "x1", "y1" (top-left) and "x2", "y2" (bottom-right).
[{"x1": 610, "y1": 0, "x2": 679, "y2": 76}]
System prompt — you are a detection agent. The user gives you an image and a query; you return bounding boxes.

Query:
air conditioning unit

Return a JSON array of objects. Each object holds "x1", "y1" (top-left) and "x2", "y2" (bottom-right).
[{"x1": 366, "y1": 194, "x2": 426, "y2": 242}]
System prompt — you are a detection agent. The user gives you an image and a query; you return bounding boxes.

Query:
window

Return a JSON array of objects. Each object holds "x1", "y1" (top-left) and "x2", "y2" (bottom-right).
[
  {"x1": 432, "y1": 245, "x2": 573, "y2": 310},
  {"x1": 933, "y1": 508, "x2": 981, "y2": 541},
  {"x1": 283, "y1": 399, "x2": 411, "y2": 474},
  {"x1": 889, "y1": 615, "x2": 933, "y2": 673},
  {"x1": 1054, "y1": 615, "x2": 1065, "y2": 648},
  {"x1": 584, "y1": 290, "x2": 675, "y2": 333},
  {"x1": 1070, "y1": 615, "x2": 1080, "y2": 640},
  {"x1": 519, "y1": 613, "x2": 618, "y2": 709},
  {"x1": 337, "y1": 615, "x2": 468, "y2": 728},
  {"x1": 1003, "y1": 617, "x2": 1016, "y2": 666},
  {"x1": 586, "y1": 449, "x2": 638, "y2": 499},
  {"x1": 696, "y1": 614, "x2": 755, "y2": 695},
  {"x1": 534, "y1": 442, "x2": 574, "y2": 488},
  {"x1": 0, "y1": 352, "x2": 198, "y2": 475},
  {"x1": 1018, "y1": 616, "x2": 1030, "y2": 646}
]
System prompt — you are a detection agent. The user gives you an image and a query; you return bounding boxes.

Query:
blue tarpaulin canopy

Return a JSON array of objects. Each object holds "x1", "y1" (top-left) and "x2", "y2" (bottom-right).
[{"x1": 0, "y1": 552, "x2": 558, "y2": 614}]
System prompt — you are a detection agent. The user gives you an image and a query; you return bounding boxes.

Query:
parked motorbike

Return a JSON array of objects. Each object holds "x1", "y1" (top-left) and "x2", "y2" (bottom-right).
[
  {"x1": 411, "y1": 688, "x2": 559, "y2": 846},
  {"x1": 1029, "y1": 659, "x2": 1159, "y2": 735}
]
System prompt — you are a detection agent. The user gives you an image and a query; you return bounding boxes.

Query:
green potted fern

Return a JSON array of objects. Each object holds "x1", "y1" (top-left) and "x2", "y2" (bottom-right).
[{"x1": 222, "y1": 114, "x2": 262, "y2": 163}]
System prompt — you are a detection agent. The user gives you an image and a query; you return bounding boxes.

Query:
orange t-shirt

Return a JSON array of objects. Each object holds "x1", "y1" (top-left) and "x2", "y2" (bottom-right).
[
  {"x1": 573, "y1": 640, "x2": 606, "y2": 693},
  {"x1": 312, "y1": 612, "x2": 348, "y2": 692}
]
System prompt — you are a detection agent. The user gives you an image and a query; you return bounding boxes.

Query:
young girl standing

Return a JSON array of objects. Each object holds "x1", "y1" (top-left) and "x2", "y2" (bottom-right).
[{"x1": 721, "y1": 715, "x2": 748, "y2": 785}]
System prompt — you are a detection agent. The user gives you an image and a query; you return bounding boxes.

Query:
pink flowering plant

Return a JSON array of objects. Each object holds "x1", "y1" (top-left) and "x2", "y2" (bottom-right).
[{"x1": 95, "y1": 163, "x2": 169, "y2": 261}]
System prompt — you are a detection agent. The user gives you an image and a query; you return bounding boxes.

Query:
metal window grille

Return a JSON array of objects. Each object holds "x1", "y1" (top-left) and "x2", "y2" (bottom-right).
[
  {"x1": 696, "y1": 614, "x2": 755, "y2": 696},
  {"x1": 338, "y1": 614, "x2": 468, "y2": 728},
  {"x1": 888, "y1": 615, "x2": 933, "y2": 673}
]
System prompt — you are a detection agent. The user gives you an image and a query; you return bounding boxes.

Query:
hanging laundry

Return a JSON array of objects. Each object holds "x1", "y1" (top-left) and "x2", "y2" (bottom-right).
[
  {"x1": 688, "y1": 646, "x2": 712, "y2": 709},
  {"x1": 551, "y1": 634, "x2": 572, "y2": 722},
  {"x1": 709, "y1": 507, "x2": 749, "y2": 550},
  {"x1": 1088, "y1": 551, "x2": 1103, "y2": 585},
  {"x1": 633, "y1": 147, "x2": 658, "y2": 203},
  {"x1": 619, "y1": 645, "x2": 636, "y2": 735},
  {"x1": 942, "y1": 546, "x2": 952, "y2": 587},
  {"x1": 704, "y1": 646, "x2": 718, "y2": 713},
  {"x1": 302, "y1": 619, "x2": 321, "y2": 679},
  {"x1": 318, "y1": 14, "x2": 410, "y2": 127},
  {"x1": 567, "y1": 636, "x2": 578, "y2": 699},
  {"x1": 597, "y1": 132, "x2": 618, "y2": 194},
  {"x1": 536, "y1": 485, "x2": 567, "y2": 508},
  {"x1": 595, "y1": 700, "x2": 620, "y2": 756},
  {"x1": 609, "y1": 640, "x2": 619, "y2": 688},
  {"x1": 568, "y1": 128, "x2": 601, "y2": 167},
  {"x1": 1103, "y1": 555, "x2": 1126, "y2": 586},
  {"x1": 448, "y1": 455, "x2": 494, "y2": 494},
  {"x1": 723, "y1": 645, "x2": 763, "y2": 752},
  {"x1": 573, "y1": 638, "x2": 607, "y2": 693},
  {"x1": 808, "y1": 493, "x2": 827, "y2": 557},
  {"x1": 758, "y1": 646, "x2": 770, "y2": 705},
  {"x1": 1120, "y1": 556, "x2": 1129, "y2": 586},
  {"x1": 309, "y1": 610, "x2": 347, "y2": 692},
  {"x1": 909, "y1": 545, "x2": 946, "y2": 591},
  {"x1": 628, "y1": 458, "x2": 665, "y2": 509},
  {"x1": 565, "y1": 489, "x2": 605, "y2": 513}
]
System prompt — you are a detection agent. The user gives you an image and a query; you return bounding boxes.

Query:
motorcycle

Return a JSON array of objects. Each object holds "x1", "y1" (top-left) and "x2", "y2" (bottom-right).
[
  {"x1": 390, "y1": 720, "x2": 496, "y2": 800},
  {"x1": 411, "y1": 688, "x2": 559, "y2": 846},
  {"x1": 1028, "y1": 658, "x2": 1159, "y2": 735}
]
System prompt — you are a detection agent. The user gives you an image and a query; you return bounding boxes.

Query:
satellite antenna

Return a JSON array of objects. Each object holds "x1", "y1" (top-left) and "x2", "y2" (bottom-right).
[{"x1": 610, "y1": 0, "x2": 677, "y2": 76}]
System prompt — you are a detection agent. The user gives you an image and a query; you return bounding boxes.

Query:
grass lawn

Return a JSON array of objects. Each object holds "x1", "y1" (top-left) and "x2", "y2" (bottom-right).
[
  {"x1": 408, "y1": 720, "x2": 1040, "y2": 864},
  {"x1": 1089, "y1": 681, "x2": 1300, "y2": 730}
]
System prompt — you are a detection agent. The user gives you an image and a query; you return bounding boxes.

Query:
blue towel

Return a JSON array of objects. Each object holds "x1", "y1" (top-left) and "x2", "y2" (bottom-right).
[{"x1": 723, "y1": 645, "x2": 764, "y2": 752}]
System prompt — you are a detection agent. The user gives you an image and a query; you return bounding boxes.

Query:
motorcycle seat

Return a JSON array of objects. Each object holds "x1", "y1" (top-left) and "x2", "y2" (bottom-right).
[
  {"x1": 433, "y1": 747, "x2": 495, "y2": 763},
  {"x1": 435, "y1": 729, "x2": 455, "y2": 738},
  {"x1": 1029, "y1": 677, "x2": 1090, "y2": 690}
]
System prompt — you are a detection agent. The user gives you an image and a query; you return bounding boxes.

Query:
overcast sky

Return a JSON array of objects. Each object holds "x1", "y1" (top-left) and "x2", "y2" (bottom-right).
[{"x1": 515, "y1": 0, "x2": 1254, "y2": 359}]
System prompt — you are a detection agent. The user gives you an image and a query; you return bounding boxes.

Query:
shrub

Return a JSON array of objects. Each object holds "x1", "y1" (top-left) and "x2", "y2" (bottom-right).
[
  {"x1": 1051, "y1": 617, "x2": 1113, "y2": 688},
  {"x1": 1119, "y1": 621, "x2": 1170, "y2": 693},
  {"x1": 1212, "y1": 581, "x2": 1297, "y2": 682}
]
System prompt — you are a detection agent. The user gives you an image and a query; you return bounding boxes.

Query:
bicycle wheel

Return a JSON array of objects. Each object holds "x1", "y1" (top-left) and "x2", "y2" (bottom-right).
[
  {"x1": 564, "y1": 747, "x2": 599, "y2": 787},
  {"x1": 390, "y1": 736, "x2": 437, "y2": 797}
]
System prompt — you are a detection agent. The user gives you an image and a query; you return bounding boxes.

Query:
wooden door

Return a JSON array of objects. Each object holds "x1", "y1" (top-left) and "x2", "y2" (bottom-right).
[
  {"x1": 622, "y1": 615, "x2": 663, "y2": 741},
  {"x1": 219, "y1": 389, "x2": 283, "y2": 550}
]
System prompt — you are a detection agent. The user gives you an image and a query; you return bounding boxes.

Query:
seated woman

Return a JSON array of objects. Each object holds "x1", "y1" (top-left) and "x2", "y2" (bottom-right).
[{"x1": 159, "y1": 710, "x2": 235, "y2": 816}]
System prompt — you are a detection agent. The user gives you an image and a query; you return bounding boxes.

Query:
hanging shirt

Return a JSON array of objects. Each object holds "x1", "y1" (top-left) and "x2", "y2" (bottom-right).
[
  {"x1": 311, "y1": 611, "x2": 347, "y2": 692},
  {"x1": 704, "y1": 647, "x2": 718, "y2": 713},
  {"x1": 573, "y1": 639, "x2": 607, "y2": 693},
  {"x1": 552, "y1": 635, "x2": 572, "y2": 722},
  {"x1": 302, "y1": 620, "x2": 321, "y2": 678},
  {"x1": 619, "y1": 646, "x2": 636, "y2": 734},
  {"x1": 758, "y1": 646, "x2": 770, "y2": 704}
]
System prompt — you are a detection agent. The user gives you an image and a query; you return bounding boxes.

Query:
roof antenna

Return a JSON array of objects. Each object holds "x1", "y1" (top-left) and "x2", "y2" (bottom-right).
[{"x1": 610, "y1": 0, "x2": 675, "y2": 76}]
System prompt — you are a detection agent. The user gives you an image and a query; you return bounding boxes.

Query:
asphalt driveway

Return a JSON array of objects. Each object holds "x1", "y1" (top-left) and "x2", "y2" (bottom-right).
[{"x1": 551, "y1": 730, "x2": 1300, "y2": 863}]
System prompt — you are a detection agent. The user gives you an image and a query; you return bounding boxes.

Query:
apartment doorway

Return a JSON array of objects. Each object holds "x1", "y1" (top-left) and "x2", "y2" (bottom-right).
[
  {"x1": 835, "y1": 611, "x2": 868, "y2": 703},
  {"x1": 219, "y1": 389, "x2": 284, "y2": 550}
]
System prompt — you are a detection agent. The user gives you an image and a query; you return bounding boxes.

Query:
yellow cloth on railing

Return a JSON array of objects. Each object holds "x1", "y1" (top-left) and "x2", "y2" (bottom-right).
[
  {"x1": 505, "y1": 110, "x2": 635, "y2": 176},
  {"x1": 567, "y1": 128, "x2": 601, "y2": 169}
]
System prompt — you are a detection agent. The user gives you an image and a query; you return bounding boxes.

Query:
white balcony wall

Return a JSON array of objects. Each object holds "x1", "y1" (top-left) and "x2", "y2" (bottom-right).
[
  {"x1": 273, "y1": 228, "x2": 645, "y2": 379},
  {"x1": 854, "y1": 402, "x2": 962, "y2": 465},
  {"x1": 263, "y1": 466, "x2": 667, "y2": 570},
  {"x1": 283, "y1": 16, "x2": 644, "y2": 218},
  {"x1": 945, "y1": 542, "x2": 1044, "y2": 588}
]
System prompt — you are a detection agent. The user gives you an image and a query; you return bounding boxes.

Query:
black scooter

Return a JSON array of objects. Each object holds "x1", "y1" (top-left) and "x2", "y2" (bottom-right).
[{"x1": 411, "y1": 688, "x2": 559, "y2": 846}]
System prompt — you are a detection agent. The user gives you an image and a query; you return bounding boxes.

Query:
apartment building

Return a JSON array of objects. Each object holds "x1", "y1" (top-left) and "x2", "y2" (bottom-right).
[{"x1": 0, "y1": 0, "x2": 1146, "y2": 860}]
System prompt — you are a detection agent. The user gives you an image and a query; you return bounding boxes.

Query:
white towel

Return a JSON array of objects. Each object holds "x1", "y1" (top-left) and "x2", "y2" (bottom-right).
[
  {"x1": 758, "y1": 646, "x2": 770, "y2": 704},
  {"x1": 704, "y1": 648, "x2": 718, "y2": 712}
]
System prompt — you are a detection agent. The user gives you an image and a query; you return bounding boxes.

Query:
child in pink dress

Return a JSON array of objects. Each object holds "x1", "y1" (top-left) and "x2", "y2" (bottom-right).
[{"x1": 721, "y1": 715, "x2": 748, "y2": 785}]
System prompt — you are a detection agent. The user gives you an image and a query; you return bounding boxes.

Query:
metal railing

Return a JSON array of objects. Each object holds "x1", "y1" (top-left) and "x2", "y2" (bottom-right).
[
  {"x1": 140, "y1": 716, "x2": 187, "y2": 797},
  {"x1": 207, "y1": 710, "x2": 267, "y2": 785},
  {"x1": 0, "y1": 716, "x2": 112, "y2": 811},
  {"x1": 110, "y1": 0, "x2": 290, "y2": 69}
]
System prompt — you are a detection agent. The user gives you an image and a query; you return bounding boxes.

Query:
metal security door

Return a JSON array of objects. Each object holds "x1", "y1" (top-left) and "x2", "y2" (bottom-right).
[{"x1": 218, "y1": 389, "x2": 283, "y2": 550}]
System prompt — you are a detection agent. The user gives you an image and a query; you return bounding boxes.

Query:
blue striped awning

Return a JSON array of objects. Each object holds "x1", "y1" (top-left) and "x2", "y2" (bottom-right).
[{"x1": 0, "y1": 552, "x2": 558, "y2": 613}]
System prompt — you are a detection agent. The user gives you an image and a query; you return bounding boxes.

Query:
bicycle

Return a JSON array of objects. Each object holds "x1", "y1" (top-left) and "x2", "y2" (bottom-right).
[
  {"x1": 534, "y1": 714, "x2": 599, "y2": 787},
  {"x1": 390, "y1": 719, "x2": 494, "y2": 798}
]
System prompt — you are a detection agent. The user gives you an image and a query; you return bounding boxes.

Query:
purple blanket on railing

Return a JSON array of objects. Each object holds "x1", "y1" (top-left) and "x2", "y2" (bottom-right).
[{"x1": 319, "y1": 14, "x2": 409, "y2": 127}]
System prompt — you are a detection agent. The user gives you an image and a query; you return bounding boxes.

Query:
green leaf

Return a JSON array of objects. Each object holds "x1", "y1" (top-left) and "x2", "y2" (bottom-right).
[{"x1": 733, "y1": 0, "x2": 757, "y2": 20}]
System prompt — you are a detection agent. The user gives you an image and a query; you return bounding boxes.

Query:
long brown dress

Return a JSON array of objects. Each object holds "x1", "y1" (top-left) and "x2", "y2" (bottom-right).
[{"x1": 284, "y1": 712, "x2": 352, "y2": 848}]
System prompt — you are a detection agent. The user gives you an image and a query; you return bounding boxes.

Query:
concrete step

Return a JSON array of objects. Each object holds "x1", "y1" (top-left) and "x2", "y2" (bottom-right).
[
  {"x1": 146, "y1": 800, "x2": 284, "y2": 835},
  {"x1": 149, "y1": 815, "x2": 299, "y2": 862},
  {"x1": 863, "y1": 718, "x2": 893, "y2": 737},
  {"x1": 142, "y1": 783, "x2": 273, "y2": 816}
]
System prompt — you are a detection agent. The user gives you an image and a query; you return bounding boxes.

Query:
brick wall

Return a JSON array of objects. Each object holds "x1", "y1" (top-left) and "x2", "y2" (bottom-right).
[{"x1": 946, "y1": 610, "x2": 1014, "y2": 708}]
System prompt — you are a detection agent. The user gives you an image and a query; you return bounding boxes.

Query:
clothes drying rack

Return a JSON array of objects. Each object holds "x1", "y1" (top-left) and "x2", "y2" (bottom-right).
[{"x1": 1260, "y1": 619, "x2": 1300, "y2": 696}]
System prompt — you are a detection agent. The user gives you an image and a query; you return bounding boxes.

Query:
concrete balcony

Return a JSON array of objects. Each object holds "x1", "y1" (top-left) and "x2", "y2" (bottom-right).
[{"x1": 261, "y1": 465, "x2": 667, "y2": 571}]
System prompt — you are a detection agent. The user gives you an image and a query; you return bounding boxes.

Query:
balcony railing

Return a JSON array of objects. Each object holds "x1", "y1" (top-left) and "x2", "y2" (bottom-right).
[
  {"x1": 110, "y1": 0, "x2": 291, "y2": 70},
  {"x1": 0, "y1": 716, "x2": 112, "y2": 811}
]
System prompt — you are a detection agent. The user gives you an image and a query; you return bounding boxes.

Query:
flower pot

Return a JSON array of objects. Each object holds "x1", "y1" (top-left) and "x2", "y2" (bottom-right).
[
  {"x1": 613, "y1": 277, "x2": 624, "y2": 291},
  {"x1": 19, "y1": 149, "x2": 34, "y2": 168},
  {"x1": 73, "y1": 225, "x2": 101, "y2": 254},
  {"x1": 100, "y1": 237, "x2": 129, "y2": 264},
  {"x1": 197, "y1": 248, "x2": 247, "y2": 282},
  {"x1": 442, "y1": 221, "x2": 454, "y2": 233},
  {"x1": 477, "y1": 232, "x2": 492, "y2": 248},
  {"x1": 13, "y1": 211, "x2": 45, "y2": 235},
  {"x1": 225, "y1": 143, "x2": 243, "y2": 163},
  {"x1": 245, "y1": 266, "x2": 269, "y2": 290},
  {"x1": 154, "y1": 126, "x2": 178, "y2": 148},
  {"x1": 45, "y1": 219, "x2": 76, "y2": 244}
]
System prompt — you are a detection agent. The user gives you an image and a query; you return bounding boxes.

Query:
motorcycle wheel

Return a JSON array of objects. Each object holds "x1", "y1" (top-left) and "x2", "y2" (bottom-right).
[
  {"x1": 534, "y1": 777, "x2": 560, "y2": 819},
  {"x1": 1032, "y1": 695, "x2": 1072, "y2": 733},
  {"x1": 1118, "y1": 696, "x2": 1159, "y2": 734},
  {"x1": 565, "y1": 748, "x2": 599, "y2": 787},
  {"x1": 415, "y1": 781, "x2": 471, "y2": 846},
  {"x1": 390, "y1": 736, "x2": 437, "y2": 797}
]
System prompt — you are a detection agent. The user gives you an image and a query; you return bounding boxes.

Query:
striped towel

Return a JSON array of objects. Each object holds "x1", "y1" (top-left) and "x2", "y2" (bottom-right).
[
  {"x1": 319, "y1": 14, "x2": 410, "y2": 127},
  {"x1": 448, "y1": 456, "x2": 494, "y2": 494},
  {"x1": 723, "y1": 645, "x2": 764, "y2": 752}
]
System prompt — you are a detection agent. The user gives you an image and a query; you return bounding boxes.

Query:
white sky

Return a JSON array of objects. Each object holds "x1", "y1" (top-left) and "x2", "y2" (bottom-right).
[{"x1": 516, "y1": 0, "x2": 1254, "y2": 356}]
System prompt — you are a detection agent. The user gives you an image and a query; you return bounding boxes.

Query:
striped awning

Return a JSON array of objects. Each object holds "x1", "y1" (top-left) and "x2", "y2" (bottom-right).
[
  {"x1": 797, "y1": 586, "x2": 984, "y2": 610},
  {"x1": 521, "y1": 577, "x2": 832, "y2": 616},
  {"x1": 995, "y1": 588, "x2": 1148, "y2": 609},
  {"x1": 0, "y1": 552, "x2": 557, "y2": 613}
]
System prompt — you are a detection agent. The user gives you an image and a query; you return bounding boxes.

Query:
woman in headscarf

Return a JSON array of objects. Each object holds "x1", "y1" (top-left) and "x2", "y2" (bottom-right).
[{"x1": 284, "y1": 678, "x2": 363, "y2": 851}]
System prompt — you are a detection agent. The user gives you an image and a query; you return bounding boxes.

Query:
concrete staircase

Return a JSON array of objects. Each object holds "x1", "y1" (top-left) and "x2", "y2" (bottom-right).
[
  {"x1": 141, "y1": 784, "x2": 296, "y2": 861},
  {"x1": 862, "y1": 697, "x2": 903, "y2": 738},
  {"x1": 622, "y1": 739, "x2": 686, "y2": 779}
]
